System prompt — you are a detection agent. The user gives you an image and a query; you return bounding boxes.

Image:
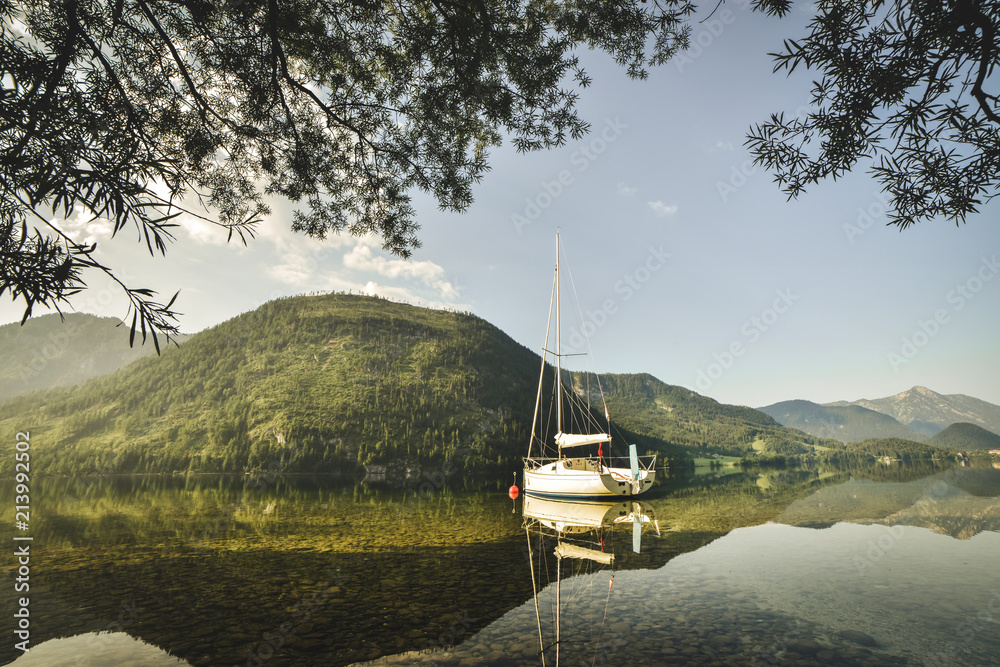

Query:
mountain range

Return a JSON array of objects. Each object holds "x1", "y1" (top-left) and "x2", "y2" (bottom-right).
[
  {"x1": 826, "y1": 386, "x2": 1000, "y2": 437},
  {"x1": 0, "y1": 313, "x2": 187, "y2": 402},
  {"x1": 2, "y1": 296, "x2": 994, "y2": 474},
  {"x1": 0, "y1": 294, "x2": 832, "y2": 476},
  {"x1": 760, "y1": 387, "x2": 1000, "y2": 447},
  {"x1": 756, "y1": 400, "x2": 928, "y2": 443}
]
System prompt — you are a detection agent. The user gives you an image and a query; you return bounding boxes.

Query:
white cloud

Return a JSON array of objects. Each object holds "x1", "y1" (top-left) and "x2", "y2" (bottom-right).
[
  {"x1": 617, "y1": 182, "x2": 638, "y2": 196},
  {"x1": 260, "y1": 213, "x2": 379, "y2": 286},
  {"x1": 267, "y1": 253, "x2": 316, "y2": 285},
  {"x1": 344, "y1": 244, "x2": 440, "y2": 281},
  {"x1": 343, "y1": 244, "x2": 458, "y2": 300},
  {"x1": 648, "y1": 201, "x2": 679, "y2": 218},
  {"x1": 58, "y1": 212, "x2": 114, "y2": 247},
  {"x1": 262, "y1": 232, "x2": 462, "y2": 308},
  {"x1": 195, "y1": 200, "x2": 466, "y2": 308},
  {"x1": 180, "y1": 215, "x2": 232, "y2": 246},
  {"x1": 359, "y1": 280, "x2": 471, "y2": 311}
]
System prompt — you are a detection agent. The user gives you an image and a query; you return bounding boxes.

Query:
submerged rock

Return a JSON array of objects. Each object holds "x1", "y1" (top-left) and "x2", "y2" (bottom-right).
[
  {"x1": 786, "y1": 638, "x2": 822, "y2": 655},
  {"x1": 837, "y1": 629, "x2": 879, "y2": 647}
]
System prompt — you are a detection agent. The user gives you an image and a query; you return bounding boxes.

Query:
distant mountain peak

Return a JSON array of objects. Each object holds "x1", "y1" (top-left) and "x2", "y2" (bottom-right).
[
  {"x1": 824, "y1": 387, "x2": 1000, "y2": 439},
  {"x1": 758, "y1": 399, "x2": 924, "y2": 443}
]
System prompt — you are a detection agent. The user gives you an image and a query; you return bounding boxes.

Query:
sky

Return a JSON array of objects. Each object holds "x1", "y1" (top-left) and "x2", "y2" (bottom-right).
[{"x1": 4, "y1": 4, "x2": 999, "y2": 409}]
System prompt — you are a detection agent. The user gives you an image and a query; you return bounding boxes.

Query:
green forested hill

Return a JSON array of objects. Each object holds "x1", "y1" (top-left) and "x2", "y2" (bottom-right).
[
  {"x1": 841, "y1": 438, "x2": 954, "y2": 461},
  {"x1": 928, "y1": 422, "x2": 1000, "y2": 451},
  {"x1": 0, "y1": 313, "x2": 184, "y2": 401},
  {"x1": 578, "y1": 374, "x2": 839, "y2": 457},
  {"x1": 1, "y1": 294, "x2": 832, "y2": 475},
  {"x1": 1, "y1": 294, "x2": 542, "y2": 474}
]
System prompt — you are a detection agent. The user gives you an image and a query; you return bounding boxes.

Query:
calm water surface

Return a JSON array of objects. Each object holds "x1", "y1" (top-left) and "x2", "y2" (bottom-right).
[{"x1": 2, "y1": 463, "x2": 999, "y2": 666}]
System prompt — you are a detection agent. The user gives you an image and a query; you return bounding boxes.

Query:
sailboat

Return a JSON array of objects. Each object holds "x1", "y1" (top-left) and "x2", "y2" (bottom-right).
[{"x1": 523, "y1": 233, "x2": 656, "y2": 499}]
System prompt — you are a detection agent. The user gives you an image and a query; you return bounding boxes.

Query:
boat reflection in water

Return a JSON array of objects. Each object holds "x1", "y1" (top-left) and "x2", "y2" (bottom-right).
[{"x1": 523, "y1": 496, "x2": 659, "y2": 666}]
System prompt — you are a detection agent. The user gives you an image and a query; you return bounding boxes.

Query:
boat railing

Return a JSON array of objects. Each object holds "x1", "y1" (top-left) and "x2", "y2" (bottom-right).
[{"x1": 524, "y1": 454, "x2": 657, "y2": 471}]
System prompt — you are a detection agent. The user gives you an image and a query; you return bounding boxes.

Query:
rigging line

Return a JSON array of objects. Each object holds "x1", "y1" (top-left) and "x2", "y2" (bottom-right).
[
  {"x1": 556, "y1": 548, "x2": 602, "y2": 605},
  {"x1": 540, "y1": 532, "x2": 559, "y2": 628},
  {"x1": 564, "y1": 563, "x2": 601, "y2": 610},
  {"x1": 590, "y1": 571, "x2": 615, "y2": 667},
  {"x1": 562, "y1": 388, "x2": 603, "y2": 434},
  {"x1": 525, "y1": 525, "x2": 547, "y2": 667},
  {"x1": 564, "y1": 375, "x2": 608, "y2": 436},
  {"x1": 579, "y1": 391, "x2": 605, "y2": 431},
  {"x1": 544, "y1": 386, "x2": 556, "y2": 457},
  {"x1": 559, "y1": 241, "x2": 613, "y2": 439},
  {"x1": 561, "y1": 241, "x2": 606, "y2": 397},
  {"x1": 567, "y1": 398, "x2": 590, "y2": 436},
  {"x1": 528, "y1": 267, "x2": 558, "y2": 460},
  {"x1": 543, "y1": 363, "x2": 562, "y2": 456},
  {"x1": 595, "y1": 372, "x2": 611, "y2": 435}
]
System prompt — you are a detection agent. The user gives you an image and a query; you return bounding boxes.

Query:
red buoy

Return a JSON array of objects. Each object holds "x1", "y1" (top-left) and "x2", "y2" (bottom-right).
[{"x1": 508, "y1": 472, "x2": 519, "y2": 499}]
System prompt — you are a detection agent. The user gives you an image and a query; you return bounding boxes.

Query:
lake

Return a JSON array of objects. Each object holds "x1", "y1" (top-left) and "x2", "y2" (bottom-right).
[{"x1": 2, "y1": 462, "x2": 999, "y2": 666}]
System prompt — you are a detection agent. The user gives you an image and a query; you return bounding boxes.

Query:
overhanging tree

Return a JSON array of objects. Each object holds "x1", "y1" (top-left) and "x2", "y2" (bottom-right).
[
  {"x1": 5, "y1": 1, "x2": 997, "y2": 348},
  {"x1": 747, "y1": 0, "x2": 1000, "y2": 229},
  {"x1": 0, "y1": 0, "x2": 694, "y2": 344}
]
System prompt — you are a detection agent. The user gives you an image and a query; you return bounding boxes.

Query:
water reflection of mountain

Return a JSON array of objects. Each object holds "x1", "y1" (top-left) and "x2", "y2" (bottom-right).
[
  {"x1": 2, "y1": 465, "x2": 995, "y2": 666},
  {"x1": 348, "y1": 474, "x2": 1000, "y2": 667},
  {"x1": 774, "y1": 468, "x2": 1000, "y2": 538},
  {"x1": 0, "y1": 475, "x2": 542, "y2": 666},
  {"x1": 8, "y1": 632, "x2": 191, "y2": 666}
]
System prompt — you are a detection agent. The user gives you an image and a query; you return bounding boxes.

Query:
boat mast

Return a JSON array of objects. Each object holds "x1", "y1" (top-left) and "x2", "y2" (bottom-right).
[
  {"x1": 556, "y1": 231, "x2": 562, "y2": 436},
  {"x1": 527, "y1": 270, "x2": 557, "y2": 461}
]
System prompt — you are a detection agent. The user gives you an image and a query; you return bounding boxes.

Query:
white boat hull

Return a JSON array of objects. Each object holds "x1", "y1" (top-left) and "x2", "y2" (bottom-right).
[{"x1": 523, "y1": 458, "x2": 655, "y2": 499}]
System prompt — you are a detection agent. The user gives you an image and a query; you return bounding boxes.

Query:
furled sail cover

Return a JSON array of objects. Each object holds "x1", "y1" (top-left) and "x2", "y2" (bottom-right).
[
  {"x1": 555, "y1": 543, "x2": 615, "y2": 564},
  {"x1": 555, "y1": 432, "x2": 610, "y2": 449}
]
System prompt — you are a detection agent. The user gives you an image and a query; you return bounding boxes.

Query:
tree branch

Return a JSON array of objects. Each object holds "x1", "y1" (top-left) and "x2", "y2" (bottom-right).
[
  {"x1": 134, "y1": 0, "x2": 231, "y2": 129},
  {"x1": 957, "y1": 0, "x2": 1000, "y2": 124}
]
